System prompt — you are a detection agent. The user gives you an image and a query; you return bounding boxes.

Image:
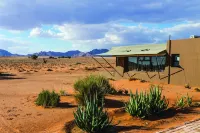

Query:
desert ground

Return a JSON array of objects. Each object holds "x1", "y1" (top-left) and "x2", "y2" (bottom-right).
[{"x1": 0, "y1": 57, "x2": 200, "y2": 133}]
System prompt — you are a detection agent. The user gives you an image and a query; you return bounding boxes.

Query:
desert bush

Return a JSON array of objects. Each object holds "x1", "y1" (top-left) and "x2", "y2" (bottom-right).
[
  {"x1": 60, "y1": 89, "x2": 67, "y2": 96},
  {"x1": 74, "y1": 75, "x2": 112, "y2": 105},
  {"x1": 129, "y1": 77, "x2": 138, "y2": 81},
  {"x1": 30, "y1": 54, "x2": 38, "y2": 60},
  {"x1": 106, "y1": 85, "x2": 118, "y2": 95},
  {"x1": 184, "y1": 83, "x2": 191, "y2": 89},
  {"x1": 140, "y1": 79, "x2": 147, "y2": 83},
  {"x1": 43, "y1": 58, "x2": 47, "y2": 64},
  {"x1": 124, "y1": 89, "x2": 129, "y2": 95},
  {"x1": 49, "y1": 56, "x2": 57, "y2": 59},
  {"x1": 75, "y1": 62, "x2": 81, "y2": 65},
  {"x1": 194, "y1": 88, "x2": 200, "y2": 92},
  {"x1": 84, "y1": 66, "x2": 97, "y2": 71},
  {"x1": 58, "y1": 56, "x2": 71, "y2": 59},
  {"x1": 176, "y1": 94, "x2": 192, "y2": 109},
  {"x1": 125, "y1": 85, "x2": 168, "y2": 119},
  {"x1": 74, "y1": 93, "x2": 112, "y2": 133},
  {"x1": 108, "y1": 77, "x2": 115, "y2": 81},
  {"x1": 35, "y1": 90, "x2": 60, "y2": 107},
  {"x1": 117, "y1": 89, "x2": 124, "y2": 95},
  {"x1": 47, "y1": 68, "x2": 53, "y2": 71}
]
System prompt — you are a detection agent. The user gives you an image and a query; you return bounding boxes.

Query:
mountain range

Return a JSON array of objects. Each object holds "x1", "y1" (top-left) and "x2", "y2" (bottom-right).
[{"x1": 0, "y1": 49, "x2": 109, "y2": 57}]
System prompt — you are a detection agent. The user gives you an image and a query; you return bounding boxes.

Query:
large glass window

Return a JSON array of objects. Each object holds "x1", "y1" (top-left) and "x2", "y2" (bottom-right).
[
  {"x1": 128, "y1": 57, "x2": 137, "y2": 71},
  {"x1": 128, "y1": 56, "x2": 166, "y2": 72}
]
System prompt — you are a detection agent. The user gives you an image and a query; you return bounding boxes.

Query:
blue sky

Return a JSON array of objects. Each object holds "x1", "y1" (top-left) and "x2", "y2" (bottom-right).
[{"x1": 0, "y1": 0, "x2": 200, "y2": 54}]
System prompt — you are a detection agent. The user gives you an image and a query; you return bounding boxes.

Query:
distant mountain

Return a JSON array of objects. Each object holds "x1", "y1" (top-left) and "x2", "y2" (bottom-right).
[
  {"x1": 88, "y1": 49, "x2": 109, "y2": 55},
  {"x1": 33, "y1": 50, "x2": 82, "y2": 57},
  {"x1": 0, "y1": 49, "x2": 109, "y2": 57},
  {"x1": 0, "y1": 49, "x2": 13, "y2": 56},
  {"x1": 73, "y1": 49, "x2": 109, "y2": 57}
]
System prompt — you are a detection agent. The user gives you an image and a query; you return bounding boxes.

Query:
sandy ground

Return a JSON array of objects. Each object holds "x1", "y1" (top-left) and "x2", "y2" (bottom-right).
[{"x1": 0, "y1": 57, "x2": 200, "y2": 133}]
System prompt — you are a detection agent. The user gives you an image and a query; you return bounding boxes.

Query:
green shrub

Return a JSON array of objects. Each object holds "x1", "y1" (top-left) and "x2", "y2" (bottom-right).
[
  {"x1": 74, "y1": 75, "x2": 112, "y2": 105},
  {"x1": 30, "y1": 54, "x2": 38, "y2": 60},
  {"x1": 176, "y1": 94, "x2": 192, "y2": 109},
  {"x1": 74, "y1": 93, "x2": 112, "y2": 133},
  {"x1": 35, "y1": 90, "x2": 60, "y2": 107},
  {"x1": 125, "y1": 85, "x2": 168, "y2": 119}
]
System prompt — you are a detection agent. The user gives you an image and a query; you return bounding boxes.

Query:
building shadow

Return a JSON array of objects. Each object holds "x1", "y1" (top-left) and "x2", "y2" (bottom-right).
[{"x1": 147, "y1": 107, "x2": 194, "y2": 121}]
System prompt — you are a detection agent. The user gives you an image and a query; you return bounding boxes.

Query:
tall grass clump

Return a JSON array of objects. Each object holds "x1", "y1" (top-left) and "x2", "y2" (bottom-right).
[
  {"x1": 74, "y1": 75, "x2": 112, "y2": 105},
  {"x1": 176, "y1": 94, "x2": 192, "y2": 109},
  {"x1": 125, "y1": 85, "x2": 168, "y2": 119},
  {"x1": 74, "y1": 93, "x2": 112, "y2": 133},
  {"x1": 35, "y1": 90, "x2": 60, "y2": 107}
]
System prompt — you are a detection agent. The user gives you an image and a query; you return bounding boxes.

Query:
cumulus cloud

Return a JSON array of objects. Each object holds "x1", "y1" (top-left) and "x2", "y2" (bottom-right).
[
  {"x1": 28, "y1": 22, "x2": 200, "y2": 51},
  {"x1": 29, "y1": 27, "x2": 58, "y2": 38},
  {"x1": 0, "y1": 0, "x2": 200, "y2": 30}
]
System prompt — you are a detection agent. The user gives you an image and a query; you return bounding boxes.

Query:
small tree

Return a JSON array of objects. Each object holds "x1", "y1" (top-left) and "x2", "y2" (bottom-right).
[{"x1": 30, "y1": 54, "x2": 38, "y2": 60}]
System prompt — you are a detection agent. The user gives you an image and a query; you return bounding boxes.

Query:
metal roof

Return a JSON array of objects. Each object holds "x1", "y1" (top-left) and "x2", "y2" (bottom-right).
[{"x1": 98, "y1": 44, "x2": 167, "y2": 56}]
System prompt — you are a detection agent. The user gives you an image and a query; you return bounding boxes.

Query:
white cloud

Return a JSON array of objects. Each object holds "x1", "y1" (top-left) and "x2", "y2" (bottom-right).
[
  {"x1": 29, "y1": 27, "x2": 57, "y2": 38},
  {"x1": 28, "y1": 22, "x2": 200, "y2": 51}
]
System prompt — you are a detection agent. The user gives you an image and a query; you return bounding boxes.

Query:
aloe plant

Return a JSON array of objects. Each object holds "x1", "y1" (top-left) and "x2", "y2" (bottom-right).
[
  {"x1": 125, "y1": 85, "x2": 168, "y2": 119},
  {"x1": 176, "y1": 94, "x2": 192, "y2": 109},
  {"x1": 74, "y1": 93, "x2": 112, "y2": 133}
]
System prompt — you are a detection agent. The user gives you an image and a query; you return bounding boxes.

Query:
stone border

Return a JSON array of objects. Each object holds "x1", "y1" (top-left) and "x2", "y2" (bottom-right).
[{"x1": 156, "y1": 118, "x2": 200, "y2": 133}]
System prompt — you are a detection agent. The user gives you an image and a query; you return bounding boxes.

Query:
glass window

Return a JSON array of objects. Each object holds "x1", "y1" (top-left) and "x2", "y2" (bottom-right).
[
  {"x1": 128, "y1": 56, "x2": 166, "y2": 72},
  {"x1": 172, "y1": 54, "x2": 180, "y2": 67},
  {"x1": 128, "y1": 57, "x2": 137, "y2": 71}
]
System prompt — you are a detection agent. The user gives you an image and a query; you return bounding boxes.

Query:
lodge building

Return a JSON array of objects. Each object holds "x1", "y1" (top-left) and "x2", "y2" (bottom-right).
[{"x1": 99, "y1": 36, "x2": 200, "y2": 86}]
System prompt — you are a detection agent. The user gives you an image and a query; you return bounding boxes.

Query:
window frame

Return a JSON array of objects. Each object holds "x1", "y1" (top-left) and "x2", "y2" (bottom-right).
[{"x1": 171, "y1": 54, "x2": 180, "y2": 67}]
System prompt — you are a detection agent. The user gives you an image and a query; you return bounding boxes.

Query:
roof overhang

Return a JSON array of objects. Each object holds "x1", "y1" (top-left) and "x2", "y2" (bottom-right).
[{"x1": 97, "y1": 44, "x2": 167, "y2": 57}]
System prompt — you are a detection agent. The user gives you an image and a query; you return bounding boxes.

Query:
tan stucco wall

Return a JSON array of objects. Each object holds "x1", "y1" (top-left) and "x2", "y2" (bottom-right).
[{"x1": 166, "y1": 38, "x2": 200, "y2": 86}]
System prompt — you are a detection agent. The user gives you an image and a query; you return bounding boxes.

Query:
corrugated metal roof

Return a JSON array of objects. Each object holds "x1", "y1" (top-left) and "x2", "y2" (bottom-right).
[{"x1": 98, "y1": 44, "x2": 167, "y2": 56}]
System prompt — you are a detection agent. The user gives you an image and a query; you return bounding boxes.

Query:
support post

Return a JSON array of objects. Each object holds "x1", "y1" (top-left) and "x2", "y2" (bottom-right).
[
  {"x1": 101, "y1": 56, "x2": 123, "y2": 77},
  {"x1": 168, "y1": 35, "x2": 171, "y2": 84},
  {"x1": 92, "y1": 56, "x2": 113, "y2": 76}
]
